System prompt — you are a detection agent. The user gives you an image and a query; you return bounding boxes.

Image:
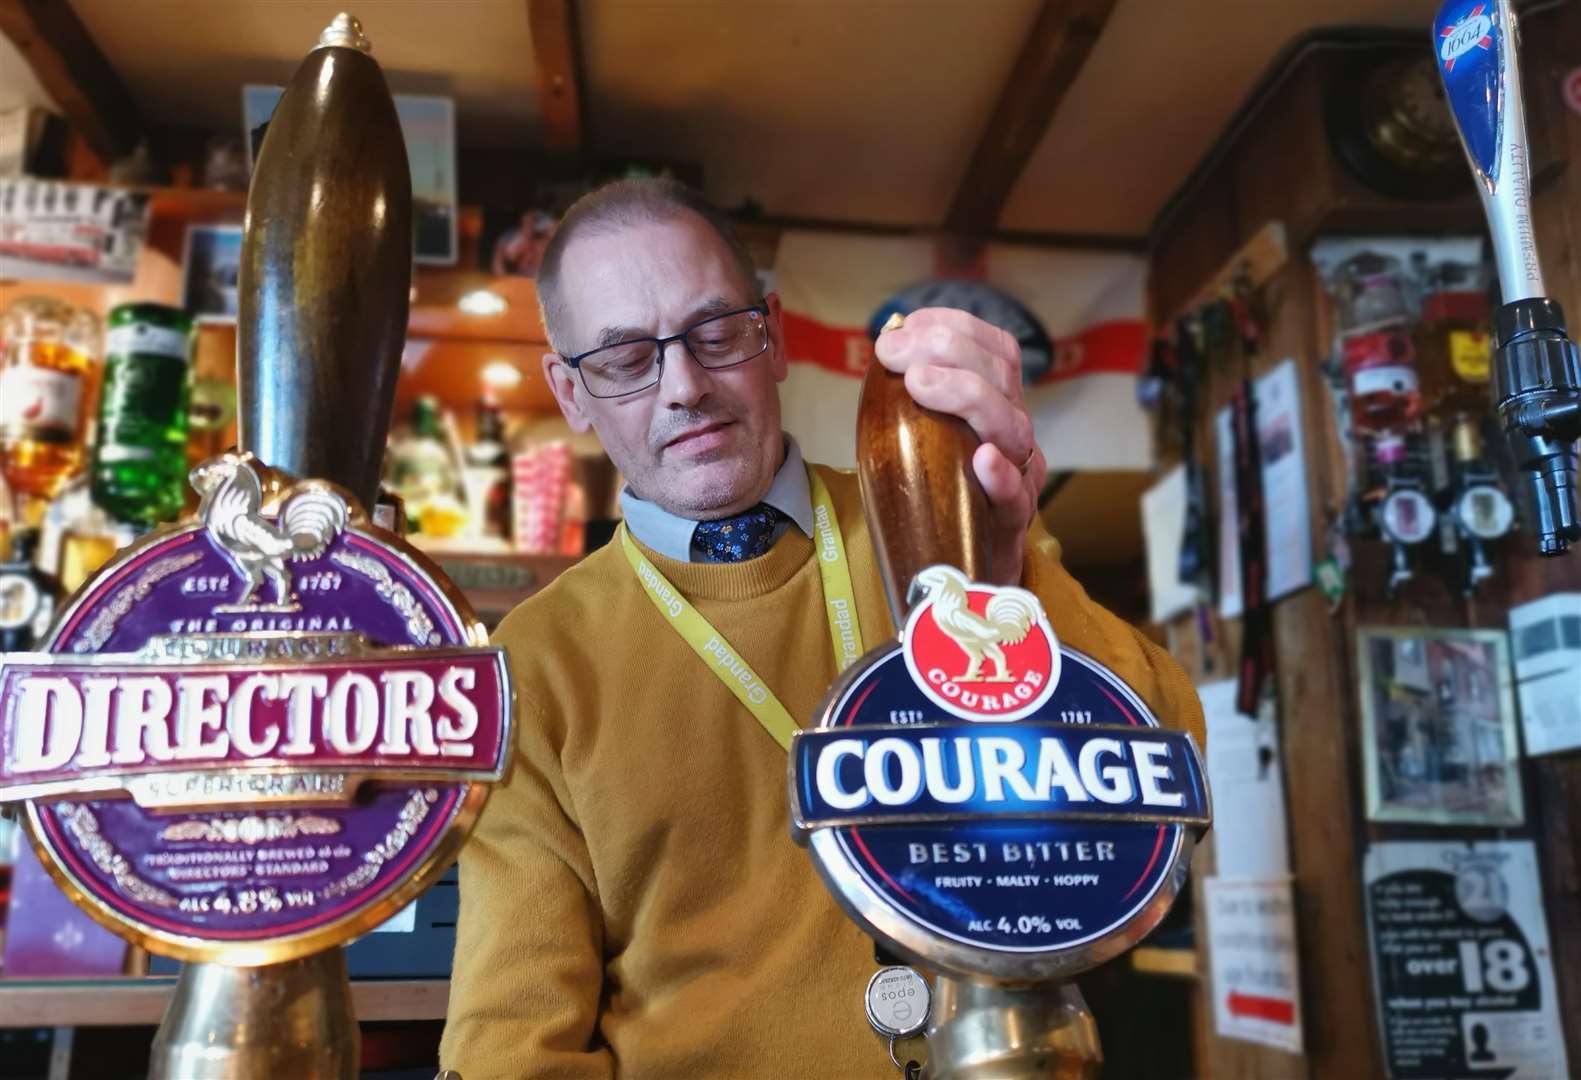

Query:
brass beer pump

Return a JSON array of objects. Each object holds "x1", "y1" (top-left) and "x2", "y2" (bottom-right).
[
  {"x1": 149, "y1": 15, "x2": 410, "y2": 1078},
  {"x1": 855, "y1": 317, "x2": 1101, "y2": 1079}
]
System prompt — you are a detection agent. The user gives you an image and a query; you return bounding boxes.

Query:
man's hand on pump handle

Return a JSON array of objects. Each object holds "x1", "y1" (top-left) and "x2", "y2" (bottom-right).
[{"x1": 874, "y1": 307, "x2": 1047, "y2": 586}]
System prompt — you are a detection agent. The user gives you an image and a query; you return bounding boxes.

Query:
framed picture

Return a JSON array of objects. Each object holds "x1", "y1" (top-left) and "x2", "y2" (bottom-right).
[
  {"x1": 0, "y1": 179, "x2": 148, "y2": 284},
  {"x1": 1356, "y1": 625, "x2": 1523, "y2": 826},
  {"x1": 180, "y1": 225, "x2": 243, "y2": 322},
  {"x1": 243, "y1": 85, "x2": 457, "y2": 266},
  {"x1": 480, "y1": 205, "x2": 558, "y2": 278}
]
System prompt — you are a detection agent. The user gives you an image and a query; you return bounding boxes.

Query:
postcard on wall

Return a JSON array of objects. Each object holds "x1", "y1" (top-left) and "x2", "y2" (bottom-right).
[
  {"x1": 1355, "y1": 626, "x2": 1523, "y2": 827},
  {"x1": 181, "y1": 225, "x2": 243, "y2": 322},
  {"x1": 1215, "y1": 406, "x2": 1244, "y2": 619},
  {"x1": 1365, "y1": 841, "x2": 1568, "y2": 1080}
]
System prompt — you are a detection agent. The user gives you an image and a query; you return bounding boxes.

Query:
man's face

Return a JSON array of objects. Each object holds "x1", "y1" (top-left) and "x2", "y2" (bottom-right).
[{"x1": 543, "y1": 214, "x2": 788, "y2": 519}]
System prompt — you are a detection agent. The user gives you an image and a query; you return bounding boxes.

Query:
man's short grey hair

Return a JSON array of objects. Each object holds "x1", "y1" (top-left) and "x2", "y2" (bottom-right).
[{"x1": 536, "y1": 177, "x2": 760, "y2": 355}]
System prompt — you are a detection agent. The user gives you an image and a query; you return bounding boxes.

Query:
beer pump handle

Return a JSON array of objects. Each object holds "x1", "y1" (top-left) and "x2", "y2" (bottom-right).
[
  {"x1": 1435, "y1": 0, "x2": 1581, "y2": 553},
  {"x1": 857, "y1": 314, "x2": 993, "y2": 629},
  {"x1": 849, "y1": 316, "x2": 1104, "y2": 1077},
  {"x1": 237, "y1": 13, "x2": 412, "y2": 507},
  {"x1": 152, "y1": 17, "x2": 408, "y2": 1079}
]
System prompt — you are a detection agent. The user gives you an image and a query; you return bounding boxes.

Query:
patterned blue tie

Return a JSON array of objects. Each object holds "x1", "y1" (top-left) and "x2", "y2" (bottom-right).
[{"x1": 692, "y1": 505, "x2": 785, "y2": 562}]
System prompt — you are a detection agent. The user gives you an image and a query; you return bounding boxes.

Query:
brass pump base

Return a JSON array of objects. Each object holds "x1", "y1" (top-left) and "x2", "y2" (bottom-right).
[
  {"x1": 148, "y1": 948, "x2": 359, "y2": 1079},
  {"x1": 925, "y1": 977, "x2": 1102, "y2": 1079}
]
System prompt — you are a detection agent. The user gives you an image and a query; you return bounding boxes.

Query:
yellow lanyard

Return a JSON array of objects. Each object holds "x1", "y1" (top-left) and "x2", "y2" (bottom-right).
[{"x1": 620, "y1": 467, "x2": 863, "y2": 750}]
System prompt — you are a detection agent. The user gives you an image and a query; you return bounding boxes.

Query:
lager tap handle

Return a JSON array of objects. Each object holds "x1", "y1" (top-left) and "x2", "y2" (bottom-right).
[
  {"x1": 1435, "y1": 0, "x2": 1581, "y2": 553},
  {"x1": 857, "y1": 313, "x2": 992, "y2": 630},
  {"x1": 237, "y1": 13, "x2": 412, "y2": 505}
]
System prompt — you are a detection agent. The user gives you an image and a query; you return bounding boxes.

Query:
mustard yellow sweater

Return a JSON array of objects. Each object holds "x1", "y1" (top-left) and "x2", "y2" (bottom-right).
[{"x1": 440, "y1": 465, "x2": 1204, "y2": 1079}]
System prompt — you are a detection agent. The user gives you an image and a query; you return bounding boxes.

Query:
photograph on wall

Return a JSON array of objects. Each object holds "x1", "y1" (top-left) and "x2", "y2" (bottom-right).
[
  {"x1": 180, "y1": 225, "x2": 243, "y2": 322},
  {"x1": 479, "y1": 206, "x2": 558, "y2": 278},
  {"x1": 1365, "y1": 840, "x2": 1568, "y2": 1079},
  {"x1": 244, "y1": 85, "x2": 457, "y2": 265},
  {"x1": 1355, "y1": 626, "x2": 1522, "y2": 826},
  {"x1": 0, "y1": 179, "x2": 148, "y2": 284}
]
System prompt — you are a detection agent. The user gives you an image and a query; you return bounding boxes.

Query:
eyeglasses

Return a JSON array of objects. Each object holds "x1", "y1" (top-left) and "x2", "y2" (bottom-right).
[{"x1": 564, "y1": 303, "x2": 770, "y2": 399}]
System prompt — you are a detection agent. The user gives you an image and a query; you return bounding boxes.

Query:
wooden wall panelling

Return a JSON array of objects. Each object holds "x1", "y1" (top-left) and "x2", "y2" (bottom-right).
[
  {"x1": 1503, "y1": 13, "x2": 1581, "y2": 1064},
  {"x1": 1230, "y1": 58, "x2": 1336, "y2": 254},
  {"x1": 1182, "y1": 259, "x2": 1381, "y2": 1080},
  {"x1": 1153, "y1": 18, "x2": 1581, "y2": 1075},
  {"x1": 1259, "y1": 259, "x2": 1383, "y2": 1080},
  {"x1": 1149, "y1": 157, "x2": 1240, "y2": 322}
]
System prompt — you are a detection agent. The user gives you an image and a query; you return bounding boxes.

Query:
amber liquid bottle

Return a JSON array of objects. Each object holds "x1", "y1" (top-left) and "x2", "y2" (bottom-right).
[
  {"x1": 1416, "y1": 263, "x2": 1494, "y2": 423},
  {"x1": 0, "y1": 297, "x2": 99, "y2": 502}
]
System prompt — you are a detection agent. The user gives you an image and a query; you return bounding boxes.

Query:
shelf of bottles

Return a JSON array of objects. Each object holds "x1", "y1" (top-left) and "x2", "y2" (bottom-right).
[
  {"x1": 1320, "y1": 242, "x2": 1517, "y2": 598},
  {"x1": 0, "y1": 292, "x2": 601, "y2": 634}
]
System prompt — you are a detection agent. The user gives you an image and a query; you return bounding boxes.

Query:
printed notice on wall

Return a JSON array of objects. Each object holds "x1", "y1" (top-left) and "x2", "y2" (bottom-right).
[
  {"x1": 1507, "y1": 592, "x2": 1581, "y2": 757},
  {"x1": 1141, "y1": 464, "x2": 1202, "y2": 623},
  {"x1": 1364, "y1": 841, "x2": 1569, "y2": 1079},
  {"x1": 1256, "y1": 358, "x2": 1311, "y2": 602},
  {"x1": 1199, "y1": 680, "x2": 1289, "y2": 878},
  {"x1": 1204, "y1": 878, "x2": 1304, "y2": 1053},
  {"x1": 1213, "y1": 359, "x2": 1311, "y2": 616}
]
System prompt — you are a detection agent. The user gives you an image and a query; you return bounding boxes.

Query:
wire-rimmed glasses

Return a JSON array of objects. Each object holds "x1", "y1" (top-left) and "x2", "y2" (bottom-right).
[{"x1": 564, "y1": 302, "x2": 771, "y2": 399}]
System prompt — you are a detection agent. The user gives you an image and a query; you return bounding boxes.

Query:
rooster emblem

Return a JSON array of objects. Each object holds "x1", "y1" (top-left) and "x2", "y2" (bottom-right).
[
  {"x1": 190, "y1": 453, "x2": 348, "y2": 610},
  {"x1": 911, "y1": 566, "x2": 1041, "y2": 682}
]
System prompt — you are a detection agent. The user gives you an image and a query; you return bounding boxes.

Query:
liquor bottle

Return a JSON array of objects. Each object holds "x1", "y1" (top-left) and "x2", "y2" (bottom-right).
[
  {"x1": 386, "y1": 395, "x2": 462, "y2": 534},
  {"x1": 90, "y1": 303, "x2": 194, "y2": 525},
  {"x1": 0, "y1": 297, "x2": 99, "y2": 501},
  {"x1": 0, "y1": 467, "x2": 12, "y2": 560},
  {"x1": 1445, "y1": 415, "x2": 1514, "y2": 595},
  {"x1": 462, "y1": 398, "x2": 510, "y2": 540},
  {"x1": 186, "y1": 322, "x2": 239, "y2": 470},
  {"x1": 1334, "y1": 254, "x2": 1422, "y2": 437},
  {"x1": 37, "y1": 463, "x2": 135, "y2": 593},
  {"x1": 0, "y1": 808, "x2": 16, "y2": 939},
  {"x1": 0, "y1": 528, "x2": 61, "y2": 650},
  {"x1": 1417, "y1": 260, "x2": 1494, "y2": 422}
]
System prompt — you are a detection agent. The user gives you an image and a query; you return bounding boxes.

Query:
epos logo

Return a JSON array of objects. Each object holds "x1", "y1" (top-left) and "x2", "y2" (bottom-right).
[
  {"x1": 1439, "y1": 4, "x2": 1494, "y2": 73},
  {"x1": 903, "y1": 566, "x2": 1060, "y2": 722}
]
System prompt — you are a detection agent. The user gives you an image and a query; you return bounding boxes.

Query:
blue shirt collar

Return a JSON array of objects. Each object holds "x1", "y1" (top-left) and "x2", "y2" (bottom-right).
[{"x1": 619, "y1": 436, "x2": 814, "y2": 562}]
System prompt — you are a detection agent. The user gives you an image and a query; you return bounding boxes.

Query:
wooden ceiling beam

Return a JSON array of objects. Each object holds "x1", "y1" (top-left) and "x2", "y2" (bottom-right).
[
  {"x1": 527, "y1": 0, "x2": 585, "y2": 154},
  {"x1": 0, "y1": 0, "x2": 144, "y2": 165},
  {"x1": 944, "y1": 0, "x2": 1117, "y2": 242}
]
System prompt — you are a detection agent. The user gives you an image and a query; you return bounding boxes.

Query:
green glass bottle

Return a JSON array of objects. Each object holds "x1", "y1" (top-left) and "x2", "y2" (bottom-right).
[{"x1": 91, "y1": 303, "x2": 195, "y2": 524}]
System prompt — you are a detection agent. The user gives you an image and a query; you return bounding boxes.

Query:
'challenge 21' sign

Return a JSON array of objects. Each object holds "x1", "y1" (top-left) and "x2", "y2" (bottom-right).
[{"x1": 791, "y1": 566, "x2": 1209, "y2": 979}]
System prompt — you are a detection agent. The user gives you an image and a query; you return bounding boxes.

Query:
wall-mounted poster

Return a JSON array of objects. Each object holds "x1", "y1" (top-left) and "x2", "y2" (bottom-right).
[
  {"x1": 1507, "y1": 592, "x2": 1581, "y2": 757},
  {"x1": 243, "y1": 85, "x2": 457, "y2": 266},
  {"x1": 1215, "y1": 358, "x2": 1312, "y2": 618},
  {"x1": 1356, "y1": 626, "x2": 1522, "y2": 826},
  {"x1": 181, "y1": 225, "x2": 243, "y2": 322},
  {"x1": 1365, "y1": 841, "x2": 1569, "y2": 1080},
  {"x1": 0, "y1": 179, "x2": 148, "y2": 284}
]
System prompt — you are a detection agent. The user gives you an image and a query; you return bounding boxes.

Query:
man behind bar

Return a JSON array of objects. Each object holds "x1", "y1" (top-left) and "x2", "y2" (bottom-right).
[{"x1": 440, "y1": 179, "x2": 1204, "y2": 1078}]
